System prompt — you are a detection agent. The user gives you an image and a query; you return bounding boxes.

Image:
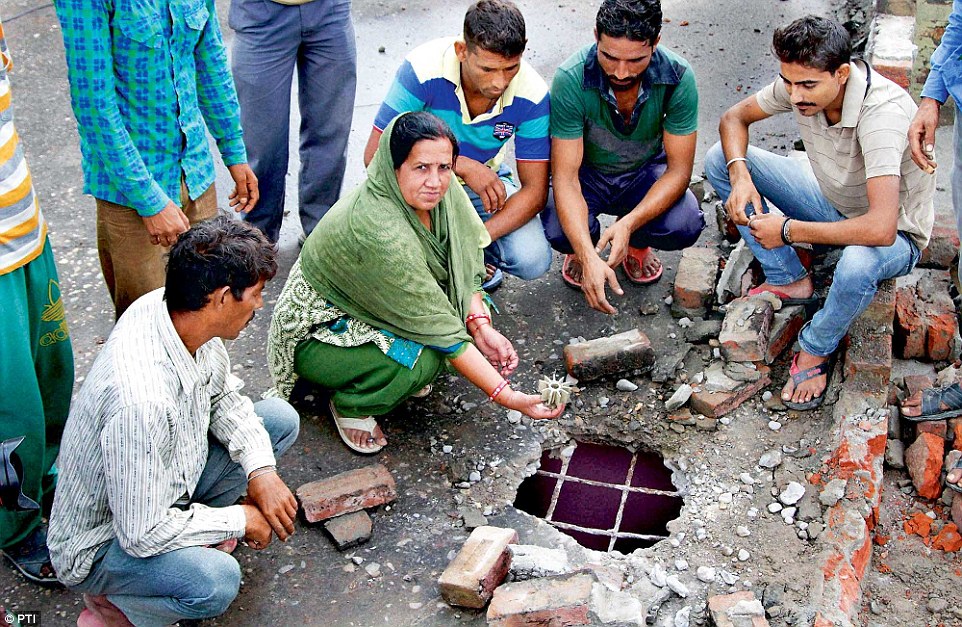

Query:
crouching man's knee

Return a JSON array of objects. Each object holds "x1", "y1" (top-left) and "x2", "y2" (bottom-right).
[{"x1": 177, "y1": 552, "x2": 242, "y2": 620}]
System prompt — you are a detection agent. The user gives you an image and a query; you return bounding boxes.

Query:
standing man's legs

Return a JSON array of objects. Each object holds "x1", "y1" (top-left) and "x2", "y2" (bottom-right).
[
  {"x1": 297, "y1": 0, "x2": 357, "y2": 237},
  {"x1": 954, "y1": 108, "x2": 962, "y2": 284},
  {"x1": 0, "y1": 240, "x2": 74, "y2": 580},
  {"x1": 230, "y1": 0, "x2": 300, "y2": 243},
  {"x1": 96, "y1": 183, "x2": 217, "y2": 318}
]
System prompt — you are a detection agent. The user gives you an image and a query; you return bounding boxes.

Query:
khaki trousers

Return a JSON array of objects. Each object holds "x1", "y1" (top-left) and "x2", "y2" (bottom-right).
[{"x1": 96, "y1": 182, "x2": 218, "y2": 319}]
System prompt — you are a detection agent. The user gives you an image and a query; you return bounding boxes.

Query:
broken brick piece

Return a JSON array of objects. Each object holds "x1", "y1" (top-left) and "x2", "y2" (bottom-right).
[
  {"x1": 905, "y1": 433, "x2": 945, "y2": 500},
  {"x1": 916, "y1": 420, "x2": 947, "y2": 439},
  {"x1": 688, "y1": 365, "x2": 771, "y2": 418},
  {"x1": 951, "y1": 418, "x2": 962, "y2": 451},
  {"x1": 843, "y1": 332, "x2": 892, "y2": 392},
  {"x1": 932, "y1": 523, "x2": 962, "y2": 552},
  {"x1": 323, "y1": 510, "x2": 373, "y2": 550},
  {"x1": 564, "y1": 329, "x2": 654, "y2": 381},
  {"x1": 486, "y1": 572, "x2": 594, "y2": 626},
  {"x1": 903, "y1": 512, "x2": 934, "y2": 538},
  {"x1": 719, "y1": 297, "x2": 774, "y2": 363},
  {"x1": 919, "y1": 212, "x2": 960, "y2": 270},
  {"x1": 765, "y1": 305, "x2": 805, "y2": 364},
  {"x1": 439, "y1": 526, "x2": 518, "y2": 609},
  {"x1": 296, "y1": 464, "x2": 397, "y2": 523},
  {"x1": 953, "y1": 494, "x2": 962, "y2": 529},
  {"x1": 707, "y1": 591, "x2": 770, "y2": 627},
  {"x1": 894, "y1": 269, "x2": 958, "y2": 361},
  {"x1": 904, "y1": 372, "x2": 937, "y2": 397},
  {"x1": 671, "y1": 247, "x2": 720, "y2": 318}
]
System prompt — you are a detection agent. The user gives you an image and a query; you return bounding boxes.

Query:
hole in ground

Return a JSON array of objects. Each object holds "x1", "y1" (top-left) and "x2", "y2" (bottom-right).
[{"x1": 514, "y1": 441, "x2": 683, "y2": 553}]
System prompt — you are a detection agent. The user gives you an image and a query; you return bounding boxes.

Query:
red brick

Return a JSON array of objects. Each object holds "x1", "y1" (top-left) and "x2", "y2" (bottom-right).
[
  {"x1": 873, "y1": 61, "x2": 911, "y2": 89},
  {"x1": 707, "y1": 592, "x2": 769, "y2": 627},
  {"x1": 843, "y1": 332, "x2": 892, "y2": 391},
  {"x1": 765, "y1": 305, "x2": 805, "y2": 364},
  {"x1": 323, "y1": 510, "x2": 372, "y2": 550},
  {"x1": 851, "y1": 279, "x2": 896, "y2": 334},
  {"x1": 296, "y1": 464, "x2": 397, "y2": 523},
  {"x1": 564, "y1": 329, "x2": 654, "y2": 381},
  {"x1": 916, "y1": 420, "x2": 947, "y2": 439},
  {"x1": 671, "y1": 247, "x2": 720, "y2": 317},
  {"x1": 919, "y1": 213, "x2": 960, "y2": 270},
  {"x1": 486, "y1": 573, "x2": 594, "y2": 626},
  {"x1": 689, "y1": 365, "x2": 771, "y2": 418},
  {"x1": 952, "y1": 493, "x2": 962, "y2": 529},
  {"x1": 894, "y1": 269, "x2": 958, "y2": 361},
  {"x1": 439, "y1": 526, "x2": 518, "y2": 609},
  {"x1": 951, "y1": 418, "x2": 962, "y2": 451},
  {"x1": 905, "y1": 433, "x2": 945, "y2": 499},
  {"x1": 719, "y1": 297, "x2": 774, "y2": 362},
  {"x1": 932, "y1": 523, "x2": 962, "y2": 552},
  {"x1": 904, "y1": 373, "x2": 937, "y2": 396}
]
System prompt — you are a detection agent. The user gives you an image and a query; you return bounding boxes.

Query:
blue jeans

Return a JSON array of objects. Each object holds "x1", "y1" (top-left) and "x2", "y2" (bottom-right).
[
  {"x1": 704, "y1": 142, "x2": 921, "y2": 356},
  {"x1": 540, "y1": 154, "x2": 705, "y2": 254},
  {"x1": 464, "y1": 167, "x2": 553, "y2": 280},
  {"x1": 953, "y1": 108, "x2": 962, "y2": 281},
  {"x1": 230, "y1": 0, "x2": 357, "y2": 242},
  {"x1": 70, "y1": 399, "x2": 299, "y2": 627}
]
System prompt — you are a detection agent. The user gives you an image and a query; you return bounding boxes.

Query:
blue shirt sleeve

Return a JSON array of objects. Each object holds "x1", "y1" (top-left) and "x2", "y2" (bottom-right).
[
  {"x1": 922, "y1": 0, "x2": 962, "y2": 103},
  {"x1": 373, "y1": 60, "x2": 427, "y2": 130},
  {"x1": 515, "y1": 94, "x2": 550, "y2": 161}
]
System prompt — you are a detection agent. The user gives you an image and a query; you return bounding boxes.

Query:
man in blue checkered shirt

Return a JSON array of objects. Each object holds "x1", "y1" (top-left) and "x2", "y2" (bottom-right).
[{"x1": 54, "y1": 0, "x2": 260, "y2": 318}]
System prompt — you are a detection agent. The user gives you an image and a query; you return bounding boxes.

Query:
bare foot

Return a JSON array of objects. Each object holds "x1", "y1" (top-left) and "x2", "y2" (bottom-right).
[
  {"x1": 484, "y1": 263, "x2": 497, "y2": 283},
  {"x1": 900, "y1": 387, "x2": 962, "y2": 419},
  {"x1": 782, "y1": 351, "x2": 829, "y2": 405},
  {"x1": 622, "y1": 247, "x2": 662, "y2": 282},
  {"x1": 947, "y1": 450, "x2": 962, "y2": 490},
  {"x1": 753, "y1": 275, "x2": 814, "y2": 300}
]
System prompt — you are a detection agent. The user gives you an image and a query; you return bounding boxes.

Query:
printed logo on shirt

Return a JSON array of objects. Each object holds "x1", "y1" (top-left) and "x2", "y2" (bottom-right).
[{"x1": 492, "y1": 122, "x2": 515, "y2": 141}]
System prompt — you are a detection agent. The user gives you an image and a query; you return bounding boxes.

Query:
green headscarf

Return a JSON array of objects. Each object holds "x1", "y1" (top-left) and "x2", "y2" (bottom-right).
[{"x1": 299, "y1": 115, "x2": 489, "y2": 349}]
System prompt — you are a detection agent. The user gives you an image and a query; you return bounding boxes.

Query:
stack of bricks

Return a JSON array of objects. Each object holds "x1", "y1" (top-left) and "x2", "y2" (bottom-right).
[
  {"x1": 671, "y1": 246, "x2": 722, "y2": 318},
  {"x1": 295, "y1": 464, "x2": 397, "y2": 550}
]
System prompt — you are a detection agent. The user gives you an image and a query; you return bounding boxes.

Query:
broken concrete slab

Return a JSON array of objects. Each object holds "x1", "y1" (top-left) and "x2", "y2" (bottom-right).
[
  {"x1": 716, "y1": 240, "x2": 755, "y2": 305},
  {"x1": 507, "y1": 545, "x2": 571, "y2": 581},
  {"x1": 486, "y1": 572, "x2": 595, "y2": 626},
  {"x1": 297, "y1": 464, "x2": 397, "y2": 523},
  {"x1": 564, "y1": 329, "x2": 655, "y2": 381},
  {"x1": 684, "y1": 318, "x2": 723, "y2": 344},
  {"x1": 689, "y1": 365, "x2": 772, "y2": 418},
  {"x1": 588, "y1": 582, "x2": 645, "y2": 626},
  {"x1": 439, "y1": 526, "x2": 518, "y2": 609},
  {"x1": 652, "y1": 343, "x2": 693, "y2": 383},
  {"x1": 323, "y1": 510, "x2": 373, "y2": 550},
  {"x1": 707, "y1": 591, "x2": 770, "y2": 627},
  {"x1": 672, "y1": 247, "x2": 721, "y2": 318},
  {"x1": 719, "y1": 297, "x2": 774, "y2": 363}
]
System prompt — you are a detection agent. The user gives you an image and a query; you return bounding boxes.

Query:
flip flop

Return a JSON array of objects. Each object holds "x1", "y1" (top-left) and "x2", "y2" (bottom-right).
[
  {"x1": 901, "y1": 382, "x2": 962, "y2": 422},
  {"x1": 621, "y1": 246, "x2": 663, "y2": 285},
  {"x1": 1, "y1": 523, "x2": 62, "y2": 588},
  {"x1": 747, "y1": 286, "x2": 819, "y2": 308},
  {"x1": 561, "y1": 254, "x2": 582, "y2": 290},
  {"x1": 482, "y1": 267, "x2": 503, "y2": 293},
  {"x1": 782, "y1": 352, "x2": 834, "y2": 411},
  {"x1": 946, "y1": 455, "x2": 962, "y2": 494},
  {"x1": 411, "y1": 384, "x2": 433, "y2": 398},
  {"x1": 329, "y1": 401, "x2": 383, "y2": 455}
]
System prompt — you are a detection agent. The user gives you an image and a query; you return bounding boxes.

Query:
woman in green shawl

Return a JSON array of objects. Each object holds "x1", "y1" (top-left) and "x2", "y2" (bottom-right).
[{"x1": 267, "y1": 112, "x2": 562, "y2": 454}]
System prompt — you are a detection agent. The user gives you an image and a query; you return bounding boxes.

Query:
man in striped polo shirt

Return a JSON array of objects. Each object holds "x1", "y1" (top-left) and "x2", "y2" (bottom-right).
[
  {"x1": 0, "y1": 14, "x2": 75, "y2": 588},
  {"x1": 705, "y1": 16, "x2": 935, "y2": 410},
  {"x1": 363, "y1": 0, "x2": 552, "y2": 291},
  {"x1": 546, "y1": 0, "x2": 705, "y2": 314}
]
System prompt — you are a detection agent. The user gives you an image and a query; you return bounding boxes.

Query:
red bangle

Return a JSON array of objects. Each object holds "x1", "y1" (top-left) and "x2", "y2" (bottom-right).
[
  {"x1": 466, "y1": 313, "x2": 491, "y2": 327},
  {"x1": 489, "y1": 380, "x2": 509, "y2": 401}
]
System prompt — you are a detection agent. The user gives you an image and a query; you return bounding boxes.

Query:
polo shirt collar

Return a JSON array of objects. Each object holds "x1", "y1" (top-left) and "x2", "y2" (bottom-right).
[
  {"x1": 837, "y1": 61, "x2": 869, "y2": 128},
  {"x1": 442, "y1": 38, "x2": 513, "y2": 121}
]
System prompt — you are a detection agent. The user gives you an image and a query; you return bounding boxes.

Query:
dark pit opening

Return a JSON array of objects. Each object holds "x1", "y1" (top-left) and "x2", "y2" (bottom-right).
[{"x1": 513, "y1": 441, "x2": 682, "y2": 553}]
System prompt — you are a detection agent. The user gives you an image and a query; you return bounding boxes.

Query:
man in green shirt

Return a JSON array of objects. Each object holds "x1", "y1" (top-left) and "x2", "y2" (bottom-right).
[{"x1": 544, "y1": 0, "x2": 704, "y2": 313}]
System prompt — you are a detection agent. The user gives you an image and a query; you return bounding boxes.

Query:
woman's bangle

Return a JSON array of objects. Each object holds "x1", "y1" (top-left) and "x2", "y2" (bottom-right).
[
  {"x1": 781, "y1": 218, "x2": 793, "y2": 245},
  {"x1": 489, "y1": 380, "x2": 509, "y2": 401},
  {"x1": 248, "y1": 466, "x2": 276, "y2": 482},
  {"x1": 465, "y1": 313, "x2": 491, "y2": 327},
  {"x1": 725, "y1": 156, "x2": 748, "y2": 169}
]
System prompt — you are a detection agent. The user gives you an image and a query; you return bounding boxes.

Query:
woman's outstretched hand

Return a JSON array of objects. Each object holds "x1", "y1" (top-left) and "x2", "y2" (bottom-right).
[
  {"x1": 473, "y1": 325, "x2": 518, "y2": 377},
  {"x1": 501, "y1": 390, "x2": 565, "y2": 420}
]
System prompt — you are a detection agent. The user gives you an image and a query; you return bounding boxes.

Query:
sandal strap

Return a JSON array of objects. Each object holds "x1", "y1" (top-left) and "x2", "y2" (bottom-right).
[
  {"x1": 333, "y1": 415, "x2": 378, "y2": 435},
  {"x1": 789, "y1": 354, "x2": 831, "y2": 387},
  {"x1": 921, "y1": 382, "x2": 962, "y2": 416}
]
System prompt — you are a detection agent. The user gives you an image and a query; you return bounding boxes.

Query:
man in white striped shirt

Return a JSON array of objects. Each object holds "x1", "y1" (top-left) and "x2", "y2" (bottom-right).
[
  {"x1": 705, "y1": 16, "x2": 934, "y2": 411},
  {"x1": 48, "y1": 217, "x2": 300, "y2": 627}
]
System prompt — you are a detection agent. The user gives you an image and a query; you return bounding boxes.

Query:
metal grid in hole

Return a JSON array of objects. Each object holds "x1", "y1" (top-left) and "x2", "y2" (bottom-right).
[{"x1": 521, "y1": 441, "x2": 682, "y2": 552}]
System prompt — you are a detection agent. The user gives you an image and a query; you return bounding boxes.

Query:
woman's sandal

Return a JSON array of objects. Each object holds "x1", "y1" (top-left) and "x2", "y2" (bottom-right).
[
  {"x1": 901, "y1": 382, "x2": 962, "y2": 422},
  {"x1": 1, "y1": 523, "x2": 61, "y2": 588},
  {"x1": 621, "y1": 246, "x2": 663, "y2": 285},
  {"x1": 329, "y1": 401, "x2": 384, "y2": 454},
  {"x1": 783, "y1": 352, "x2": 834, "y2": 411}
]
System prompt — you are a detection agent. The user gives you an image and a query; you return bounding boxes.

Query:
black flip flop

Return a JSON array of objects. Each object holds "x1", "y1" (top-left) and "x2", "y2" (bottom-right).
[
  {"x1": 1, "y1": 523, "x2": 62, "y2": 588},
  {"x1": 902, "y1": 382, "x2": 962, "y2": 422},
  {"x1": 783, "y1": 352, "x2": 834, "y2": 411}
]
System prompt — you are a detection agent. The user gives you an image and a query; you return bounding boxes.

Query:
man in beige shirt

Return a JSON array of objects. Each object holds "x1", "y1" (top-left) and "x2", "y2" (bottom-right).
[{"x1": 705, "y1": 15, "x2": 935, "y2": 410}]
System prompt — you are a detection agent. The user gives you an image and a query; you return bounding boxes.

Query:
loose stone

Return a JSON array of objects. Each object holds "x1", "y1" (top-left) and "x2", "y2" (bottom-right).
[
  {"x1": 737, "y1": 549, "x2": 750, "y2": 562},
  {"x1": 736, "y1": 526, "x2": 750, "y2": 537},
  {"x1": 616, "y1": 378, "x2": 639, "y2": 392},
  {"x1": 675, "y1": 559, "x2": 689, "y2": 571},
  {"x1": 779, "y1": 482, "x2": 805, "y2": 505},
  {"x1": 696, "y1": 566, "x2": 716, "y2": 583},
  {"x1": 666, "y1": 575, "x2": 689, "y2": 598}
]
